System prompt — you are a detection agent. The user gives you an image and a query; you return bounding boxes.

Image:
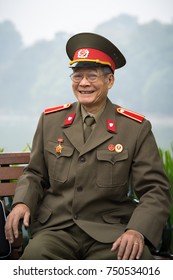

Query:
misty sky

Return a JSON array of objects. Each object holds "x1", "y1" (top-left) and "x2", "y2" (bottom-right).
[{"x1": 0, "y1": 0, "x2": 173, "y2": 46}]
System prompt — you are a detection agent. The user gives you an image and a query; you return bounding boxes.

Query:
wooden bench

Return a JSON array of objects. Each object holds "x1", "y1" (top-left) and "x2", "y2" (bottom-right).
[
  {"x1": 0, "y1": 152, "x2": 172, "y2": 259},
  {"x1": 0, "y1": 152, "x2": 30, "y2": 259}
]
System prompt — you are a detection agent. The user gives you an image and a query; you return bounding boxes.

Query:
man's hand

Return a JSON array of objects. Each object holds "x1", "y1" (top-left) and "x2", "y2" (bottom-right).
[
  {"x1": 5, "y1": 203, "x2": 30, "y2": 244},
  {"x1": 111, "y1": 229, "x2": 144, "y2": 260}
]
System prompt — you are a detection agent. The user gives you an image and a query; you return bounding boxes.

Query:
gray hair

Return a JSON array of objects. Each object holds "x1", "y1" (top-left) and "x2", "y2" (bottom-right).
[{"x1": 101, "y1": 66, "x2": 113, "y2": 75}]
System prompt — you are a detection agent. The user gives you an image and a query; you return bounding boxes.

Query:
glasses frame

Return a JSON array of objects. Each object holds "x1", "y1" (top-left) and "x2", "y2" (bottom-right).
[{"x1": 70, "y1": 72, "x2": 107, "y2": 83}]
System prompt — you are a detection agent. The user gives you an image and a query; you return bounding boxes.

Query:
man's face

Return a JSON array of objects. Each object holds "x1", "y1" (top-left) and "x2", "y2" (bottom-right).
[{"x1": 71, "y1": 67, "x2": 114, "y2": 112}]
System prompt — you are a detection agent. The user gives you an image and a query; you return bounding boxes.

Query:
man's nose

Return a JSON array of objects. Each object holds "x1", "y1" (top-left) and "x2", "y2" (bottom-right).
[{"x1": 79, "y1": 76, "x2": 90, "y2": 85}]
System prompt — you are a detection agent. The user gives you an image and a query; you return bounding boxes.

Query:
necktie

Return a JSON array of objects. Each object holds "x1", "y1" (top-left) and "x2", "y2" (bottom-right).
[{"x1": 84, "y1": 116, "x2": 95, "y2": 142}]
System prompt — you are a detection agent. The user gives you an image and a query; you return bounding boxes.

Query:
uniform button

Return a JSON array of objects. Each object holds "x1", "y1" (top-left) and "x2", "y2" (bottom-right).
[
  {"x1": 80, "y1": 156, "x2": 86, "y2": 162},
  {"x1": 74, "y1": 214, "x2": 78, "y2": 219},
  {"x1": 77, "y1": 186, "x2": 83, "y2": 192}
]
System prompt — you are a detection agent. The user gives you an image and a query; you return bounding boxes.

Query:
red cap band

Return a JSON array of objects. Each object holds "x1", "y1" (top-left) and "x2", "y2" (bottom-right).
[{"x1": 70, "y1": 48, "x2": 116, "y2": 72}]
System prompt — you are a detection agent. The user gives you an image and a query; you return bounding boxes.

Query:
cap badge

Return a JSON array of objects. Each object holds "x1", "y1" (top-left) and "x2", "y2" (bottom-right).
[
  {"x1": 55, "y1": 138, "x2": 64, "y2": 154},
  {"x1": 77, "y1": 49, "x2": 89, "y2": 58},
  {"x1": 115, "y1": 144, "x2": 123, "y2": 153}
]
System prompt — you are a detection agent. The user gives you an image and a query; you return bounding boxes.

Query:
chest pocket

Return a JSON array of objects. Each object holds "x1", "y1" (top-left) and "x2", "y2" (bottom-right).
[
  {"x1": 96, "y1": 149, "x2": 129, "y2": 187},
  {"x1": 46, "y1": 141, "x2": 74, "y2": 182}
]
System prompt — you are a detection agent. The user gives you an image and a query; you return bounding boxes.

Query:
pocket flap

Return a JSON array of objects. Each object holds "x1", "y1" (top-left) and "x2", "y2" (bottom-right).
[
  {"x1": 102, "y1": 211, "x2": 121, "y2": 224},
  {"x1": 97, "y1": 149, "x2": 128, "y2": 164},
  {"x1": 37, "y1": 204, "x2": 52, "y2": 224},
  {"x1": 46, "y1": 141, "x2": 74, "y2": 157}
]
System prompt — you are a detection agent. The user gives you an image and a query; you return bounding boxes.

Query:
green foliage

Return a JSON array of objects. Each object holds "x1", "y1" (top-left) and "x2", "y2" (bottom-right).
[
  {"x1": 159, "y1": 144, "x2": 173, "y2": 223},
  {"x1": 22, "y1": 144, "x2": 32, "y2": 151},
  {"x1": 159, "y1": 144, "x2": 173, "y2": 253},
  {"x1": 159, "y1": 145, "x2": 173, "y2": 187},
  {"x1": 0, "y1": 145, "x2": 31, "y2": 152}
]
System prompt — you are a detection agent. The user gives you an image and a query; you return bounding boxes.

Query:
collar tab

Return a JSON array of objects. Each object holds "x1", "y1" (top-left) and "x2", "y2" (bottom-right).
[
  {"x1": 64, "y1": 113, "x2": 76, "y2": 126},
  {"x1": 107, "y1": 119, "x2": 116, "y2": 133}
]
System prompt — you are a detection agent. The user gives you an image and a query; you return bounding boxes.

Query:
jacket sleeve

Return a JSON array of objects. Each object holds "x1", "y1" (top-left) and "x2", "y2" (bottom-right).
[
  {"x1": 127, "y1": 120, "x2": 172, "y2": 248},
  {"x1": 12, "y1": 113, "x2": 49, "y2": 220}
]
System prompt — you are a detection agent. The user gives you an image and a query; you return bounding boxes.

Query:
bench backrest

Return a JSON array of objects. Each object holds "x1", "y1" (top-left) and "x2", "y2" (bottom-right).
[
  {"x1": 0, "y1": 152, "x2": 30, "y2": 197},
  {"x1": 0, "y1": 152, "x2": 30, "y2": 259}
]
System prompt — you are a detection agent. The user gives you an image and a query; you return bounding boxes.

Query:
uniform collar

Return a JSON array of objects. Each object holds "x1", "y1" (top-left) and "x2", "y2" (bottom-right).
[
  {"x1": 62, "y1": 99, "x2": 116, "y2": 155},
  {"x1": 80, "y1": 102, "x2": 107, "y2": 123}
]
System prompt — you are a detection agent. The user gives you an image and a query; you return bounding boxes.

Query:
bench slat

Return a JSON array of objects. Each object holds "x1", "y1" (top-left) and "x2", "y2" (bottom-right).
[
  {"x1": 0, "y1": 152, "x2": 30, "y2": 165},
  {"x1": 0, "y1": 166, "x2": 24, "y2": 180},
  {"x1": 0, "y1": 182, "x2": 17, "y2": 196}
]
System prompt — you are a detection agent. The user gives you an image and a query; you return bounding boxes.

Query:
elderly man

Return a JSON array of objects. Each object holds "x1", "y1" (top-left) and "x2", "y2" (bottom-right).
[{"x1": 5, "y1": 32, "x2": 171, "y2": 260}]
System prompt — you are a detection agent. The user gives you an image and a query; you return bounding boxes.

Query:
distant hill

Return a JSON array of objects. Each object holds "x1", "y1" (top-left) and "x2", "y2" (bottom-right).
[{"x1": 0, "y1": 15, "x2": 173, "y2": 151}]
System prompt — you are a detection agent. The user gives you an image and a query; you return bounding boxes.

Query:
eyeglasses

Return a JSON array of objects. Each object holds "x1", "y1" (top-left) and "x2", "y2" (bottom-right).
[{"x1": 70, "y1": 72, "x2": 106, "y2": 83}]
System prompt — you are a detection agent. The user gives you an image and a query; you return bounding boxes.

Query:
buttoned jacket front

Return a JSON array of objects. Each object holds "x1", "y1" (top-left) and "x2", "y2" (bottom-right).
[{"x1": 13, "y1": 98, "x2": 171, "y2": 249}]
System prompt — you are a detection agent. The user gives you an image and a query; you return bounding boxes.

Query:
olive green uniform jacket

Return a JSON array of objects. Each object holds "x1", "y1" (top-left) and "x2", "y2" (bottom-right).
[{"x1": 13, "y1": 98, "x2": 171, "y2": 249}]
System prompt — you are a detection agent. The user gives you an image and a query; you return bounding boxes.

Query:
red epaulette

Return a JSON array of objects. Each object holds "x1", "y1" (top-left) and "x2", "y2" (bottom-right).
[
  {"x1": 117, "y1": 107, "x2": 145, "y2": 123},
  {"x1": 44, "y1": 103, "x2": 72, "y2": 114}
]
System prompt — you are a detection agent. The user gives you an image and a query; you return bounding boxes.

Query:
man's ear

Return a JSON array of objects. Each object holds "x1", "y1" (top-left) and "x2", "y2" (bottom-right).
[{"x1": 108, "y1": 74, "x2": 115, "y2": 89}]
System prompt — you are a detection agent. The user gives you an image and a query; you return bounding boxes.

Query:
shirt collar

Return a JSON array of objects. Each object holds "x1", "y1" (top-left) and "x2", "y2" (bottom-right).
[{"x1": 81, "y1": 102, "x2": 107, "y2": 123}]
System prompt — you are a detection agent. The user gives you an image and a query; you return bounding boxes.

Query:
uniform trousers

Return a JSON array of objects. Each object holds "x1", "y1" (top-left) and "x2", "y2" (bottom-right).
[{"x1": 20, "y1": 224, "x2": 154, "y2": 260}]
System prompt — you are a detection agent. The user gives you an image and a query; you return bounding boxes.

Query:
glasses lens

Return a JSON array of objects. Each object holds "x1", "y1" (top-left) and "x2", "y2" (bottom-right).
[
  {"x1": 70, "y1": 73, "x2": 105, "y2": 82},
  {"x1": 87, "y1": 74, "x2": 99, "y2": 82},
  {"x1": 70, "y1": 73, "x2": 83, "y2": 82}
]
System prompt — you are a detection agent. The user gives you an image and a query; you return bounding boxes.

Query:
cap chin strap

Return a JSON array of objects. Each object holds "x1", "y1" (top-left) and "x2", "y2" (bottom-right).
[
  {"x1": 69, "y1": 60, "x2": 114, "y2": 73},
  {"x1": 69, "y1": 58, "x2": 111, "y2": 67}
]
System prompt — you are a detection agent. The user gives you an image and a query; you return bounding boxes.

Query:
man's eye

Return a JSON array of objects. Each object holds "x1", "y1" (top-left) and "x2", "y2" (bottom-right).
[
  {"x1": 88, "y1": 74, "x2": 98, "y2": 80},
  {"x1": 74, "y1": 74, "x2": 82, "y2": 79}
]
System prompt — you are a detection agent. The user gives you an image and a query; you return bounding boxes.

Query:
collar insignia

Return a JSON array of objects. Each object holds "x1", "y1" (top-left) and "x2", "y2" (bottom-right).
[
  {"x1": 64, "y1": 113, "x2": 76, "y2": 126},
  {"x1": 107, "y1": 119, "x2": 116, "y2": 133}
]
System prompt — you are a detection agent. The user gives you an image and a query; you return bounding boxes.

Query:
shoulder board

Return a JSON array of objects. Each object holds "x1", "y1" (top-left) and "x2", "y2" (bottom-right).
[
  {"x1": 44, "y1": 103, "x2": 72, "y2": 114},
  {"x1": 117, "y1": 107, "x2": 145, "y2": 123}
]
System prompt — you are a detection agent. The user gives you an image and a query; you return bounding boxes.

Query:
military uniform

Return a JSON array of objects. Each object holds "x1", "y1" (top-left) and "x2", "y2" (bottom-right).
[
  {"x1": 13, "y1": 98, "x2": 171, "y2": 253},
  {"x1": 10, "y1": 32, "x2": 172, "y2": 259}
]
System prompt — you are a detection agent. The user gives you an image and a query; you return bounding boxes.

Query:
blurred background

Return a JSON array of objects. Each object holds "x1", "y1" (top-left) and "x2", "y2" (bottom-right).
[{"x1": 0, "y1": 0, "x2": 173, "y2": 151}]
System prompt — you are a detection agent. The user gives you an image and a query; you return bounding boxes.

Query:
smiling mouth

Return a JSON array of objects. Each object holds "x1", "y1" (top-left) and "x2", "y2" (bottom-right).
[{"x1": 79, "y1": 91, "x2": 94, "y2": 94}]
